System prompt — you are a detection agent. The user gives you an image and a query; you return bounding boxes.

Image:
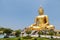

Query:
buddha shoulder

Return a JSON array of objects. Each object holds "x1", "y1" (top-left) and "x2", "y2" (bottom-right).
[{"x1": 36, "y1": 15, "x2": 48, "y2": 18}]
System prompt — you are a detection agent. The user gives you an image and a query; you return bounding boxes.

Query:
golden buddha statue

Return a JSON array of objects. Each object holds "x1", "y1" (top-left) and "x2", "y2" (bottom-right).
[{"x1": 29, "y1": 7, "x2": 55, "y2": 31}]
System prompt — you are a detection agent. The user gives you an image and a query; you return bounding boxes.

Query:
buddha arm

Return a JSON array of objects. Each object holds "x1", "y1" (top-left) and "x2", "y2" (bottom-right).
[
  {"x1": 45, "y1": 15, "x2": 49, "y2": 25},
  {"x1": 35, "y1": 17, "x2": 38, "y2": 25}
]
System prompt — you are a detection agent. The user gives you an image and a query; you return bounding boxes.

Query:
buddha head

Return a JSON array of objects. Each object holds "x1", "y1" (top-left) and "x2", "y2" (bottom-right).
[{"x1": 38, "y1": 7, "x2": 44, "y2": 15}]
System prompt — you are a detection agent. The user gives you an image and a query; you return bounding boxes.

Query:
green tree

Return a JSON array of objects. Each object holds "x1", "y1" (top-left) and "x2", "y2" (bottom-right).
[
  {"x1": 3, "y1": 28, "x2": 13, "y2": 34},
  {"x1": 49, "y1": 30, "x2": 54, "y2": 39},
  {"x1": 3, "y1": 28, "x2": 13, "y2": 38},
  {"x1": 38, "y1": 31, "x2": 42, "y2": 37},
  {"x1": 26, "y1": 30, "x2": 31, "y2": 37},
  {"x1": 0, "y1": 28, "x2": 5, "y2": 31},
  {"x1": 15, "y1": 30, "x2": 21, "y2": 37},
  {"x1": 0, "y1": 28, "x2": 5, "y2": 34}
]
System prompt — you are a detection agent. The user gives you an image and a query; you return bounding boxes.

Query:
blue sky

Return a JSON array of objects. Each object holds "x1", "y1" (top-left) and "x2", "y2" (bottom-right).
[{"x1": 0, "y1": 0, "x2": 60, "y2": 30}]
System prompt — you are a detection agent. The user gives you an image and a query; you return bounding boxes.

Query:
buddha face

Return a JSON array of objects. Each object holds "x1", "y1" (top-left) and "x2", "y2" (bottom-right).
[{"x1": 38, "y1": 7, "x2": 44, "y2": 15}]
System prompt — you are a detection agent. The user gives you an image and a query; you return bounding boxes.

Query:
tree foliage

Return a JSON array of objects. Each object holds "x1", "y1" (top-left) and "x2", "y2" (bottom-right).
[
  {"x1": 49, "y1": 30, "x2": 54, "y2": 38},
  {"x1": 3, "y1": 28, "x2": 13, "y2": 34},
  {"x1": 38, "y1": 31, "x2": 43, "y2": 37},
  {"x1": 26, "y1": 30, "x2": 31, "y2": 36},
  {"x1": 15, "y1": 30, "x2": 21, "y2": 37}
]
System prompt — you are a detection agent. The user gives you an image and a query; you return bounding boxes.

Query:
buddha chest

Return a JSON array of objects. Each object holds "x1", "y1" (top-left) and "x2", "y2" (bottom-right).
[{"x1": 37, "y1": 15, "x2": 47, "y2": 24}]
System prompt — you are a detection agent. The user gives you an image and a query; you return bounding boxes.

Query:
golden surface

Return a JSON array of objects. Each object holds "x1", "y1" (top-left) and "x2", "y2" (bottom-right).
[{"x1": 29, "y1": 7, "x2": 55, "y2": 31}]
